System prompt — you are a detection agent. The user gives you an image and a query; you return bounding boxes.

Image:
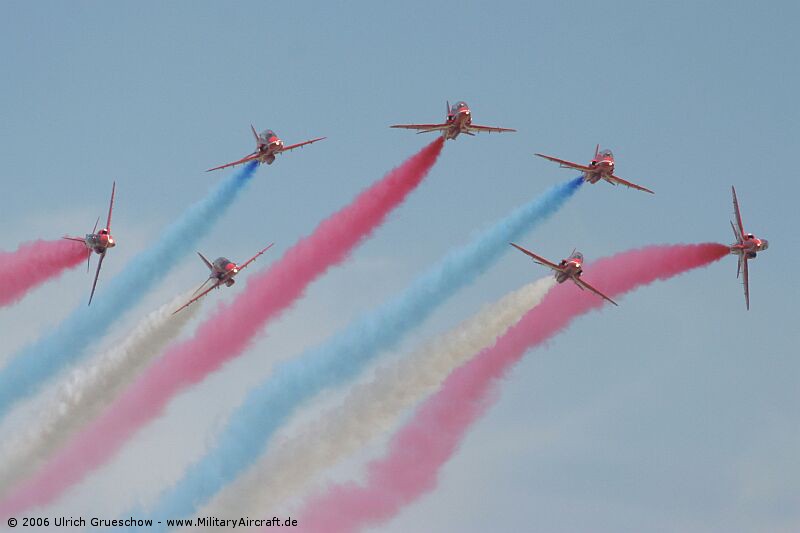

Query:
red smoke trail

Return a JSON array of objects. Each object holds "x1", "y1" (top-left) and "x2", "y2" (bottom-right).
[
  {"x1": 0, "y1": 239, "x2": 87, "y2": 308},
  {"x1": 298, "y1": 243, "x2": 728, "y2": 533},
  {"x1": 0, "y1": 138, "x2": 444, "y2": 515}
]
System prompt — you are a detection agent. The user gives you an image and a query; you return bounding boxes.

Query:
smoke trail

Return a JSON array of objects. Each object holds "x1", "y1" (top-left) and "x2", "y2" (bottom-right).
[
  {"x1": 0, "y1": 162, "x2": 257, "y2": 419},
  {"x1": 0, "y1": 292, "x2": 199, "y2": 496},
  {"x1": 298, "y1": 243, "x2": 729, "y2": 533},
  {"x1": 0, "y1": 239, "x2": 87, "y2": 307},
  {"x1": 204, "y1": 276, "x2": 555, "y2": 520},
  {"x1": 125, "y1": 177, "x2": 584, "y2": 529},
  {"x1": 0, "y1": 139, "x2": 445, "y2": 515}
]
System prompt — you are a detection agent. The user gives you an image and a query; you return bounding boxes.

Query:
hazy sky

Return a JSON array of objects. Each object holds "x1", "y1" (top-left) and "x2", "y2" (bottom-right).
[{"x1": 0, "y1": 2, "x2": 797, "y2": 532}]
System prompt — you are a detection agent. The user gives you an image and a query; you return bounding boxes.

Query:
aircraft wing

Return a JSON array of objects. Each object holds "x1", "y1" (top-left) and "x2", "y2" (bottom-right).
[
  {"x1": 173, "y1": 279, "x2": 223, "y2": 315},
  {"x1": 237, "y1": 243, "x2": 275, "y2": 271},
  {"x1": 390, "y1": 123, "x2": 450, "y2": 134},
  {"x1": 468, "y1": 124, "x2": 516, "y2": 134},
  {"x1": 574, "y1": 276, "x2": 618, "y2": 306},
  {"x1": 62, "y1": 236, "x2": 86, "y2": 243},
  {"x1": 741, "y1": 255, "x2": 750, "y2": 310},
  {"x1": 509, "y1": 243, "x2": 563, "y2": 271},
  {"x1": 280, "y1": 137, "x2": 327, "y2": 152},
  {"x1": 731, "y1": 186, "x2": 745, "y2": 239},
  {"x1": 106, "y1": 181, "x2": 116, "y2": 231},
  {"x1": 88, "y1": 251, "x2": 106, "y2": 306},
  {"x1": 534, "y1": 153, "x2": 594, "y2": 172},
  {"x1": 608, "y1": 174, "x2": 655, "y2": 194},
  {"x1": 206, "y1": 152, "x2": 260, "y2": 172}
]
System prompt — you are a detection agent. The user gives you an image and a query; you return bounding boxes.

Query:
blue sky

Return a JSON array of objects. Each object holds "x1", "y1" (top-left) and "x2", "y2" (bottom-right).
[{"x1": 0, "y1": 1, "x2": 797, "y2": 531}]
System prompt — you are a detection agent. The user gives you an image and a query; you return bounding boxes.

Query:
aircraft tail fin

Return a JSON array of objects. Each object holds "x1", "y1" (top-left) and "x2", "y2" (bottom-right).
[
  {"x1": 197, "y1": 252, "x2": 213, "y2": 271},
  {"x1": 446, "y1": 100, "x2": 450, "y2": 116},
  {"x1": 594, "y1": 144, "x2": 600, "y2": 159},
  {"x1": 251, "y1": 124, "x2": 260, "y2": 146},
  {"x1": 730, "y1": 220, "x2": 743, "y2": 243}
]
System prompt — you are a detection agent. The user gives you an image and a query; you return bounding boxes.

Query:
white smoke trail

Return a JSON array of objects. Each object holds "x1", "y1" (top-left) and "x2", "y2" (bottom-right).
[
  {"x1": 202, "y1": 277, "x2": 554, "y2": 519},
  {"x1": 0, "y1": 292, "x2": 199, "y2": 494}
]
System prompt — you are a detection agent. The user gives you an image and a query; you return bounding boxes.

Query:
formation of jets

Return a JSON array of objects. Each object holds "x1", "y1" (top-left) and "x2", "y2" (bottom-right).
[{"x1": 63, "y1": 100, "x2": 768, "y2": 309}]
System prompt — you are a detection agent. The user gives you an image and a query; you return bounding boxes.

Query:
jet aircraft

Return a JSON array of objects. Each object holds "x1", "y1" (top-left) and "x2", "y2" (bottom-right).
[
  {"x1": 728, "y1": 186, "x2": 768, "y2": 310},
  {"x1": 173, "y1": 243, "x2": 274, "y2": 314},
  {"x1": 535, "y1": 145, "x2": 654, "y2": 194},
  {"x1": 63, "y1": 181, "x2": 116, "y2": 305},
  {"x1": 207, "y1": 126, "x2": 325, "y2": 171},
  {"x1": 391, "y1": 101, "x2": 515, "y2": 140},
  {"x1": 510, "y1": 243, "x2": 618, "y2": 306}
]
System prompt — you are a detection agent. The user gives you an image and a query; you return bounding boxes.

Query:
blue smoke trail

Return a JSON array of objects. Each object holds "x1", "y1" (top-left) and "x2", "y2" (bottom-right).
[
  {"x1": 0, "y1": 162, "x2": 257, "y2": 419},
  {"x1": 139, "y1": 177, "x2": 582, "y2": 527}
]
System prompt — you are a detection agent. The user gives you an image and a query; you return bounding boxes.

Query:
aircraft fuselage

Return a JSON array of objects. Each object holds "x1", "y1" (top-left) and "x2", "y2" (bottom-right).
[
  {"x1": 584, "y1": 158, "x2": 615, "y2": 184},
  {"x1": 442, "y1": 104, "x2": 472, "y2": 140},
  {"x1": 84, "y1": 229, "x2": 115, "y2": 254},
  {"x1": 255, "y1": 135, "x2": 283, "y2": 165},
  {"x1": 209, "y1": 257, "x2": 239, "y2": 286},
  {"x1": 730, "y1": 236, "x2": 768, "y2": 259},
  {"x1": 555, "y1": 260, "x2": 582, "y2": 284}
]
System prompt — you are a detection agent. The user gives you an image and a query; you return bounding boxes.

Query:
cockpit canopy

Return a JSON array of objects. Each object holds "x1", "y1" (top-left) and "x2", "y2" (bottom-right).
[
  {"x1": 214, "y1": 257, "x2": 232, "y2": 268},
  {"x1": 570, "y1": 251, "x2": 584, "y2": 262},
  {"x1": 598, "y1": 149, "x2": 613, "y2": 159},
  {"x1": 259, "y1": 130, "x2": 278, "y2": 141},
  {"x1": 451, "y1": 101, "x2": 469, "y2": 112}
]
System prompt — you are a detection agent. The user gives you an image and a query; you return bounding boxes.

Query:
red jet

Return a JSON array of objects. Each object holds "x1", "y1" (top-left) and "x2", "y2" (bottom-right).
[
  {"x1": 510, "y1": 243, "x2": 618, "y2": 306},
  {"x1": 207, "y1": 126, "x2": 325, "y2": 171},
  {"x1": 535, "y1": 145, "x2": 654, "y2": 194},
  {"x1": 63, "y1": 181, "x2": 116, "y2": 305},
  {"x1": 173, "y1": 243, "x2": 274, "y2": 314},
  {"x1": 729, "y1": 186, "x2": 768, "y2": 310},
  {"x1": 391, "y1": 101, "x2": 516, "y2": 140}
]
